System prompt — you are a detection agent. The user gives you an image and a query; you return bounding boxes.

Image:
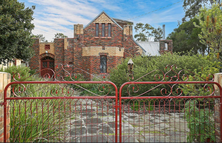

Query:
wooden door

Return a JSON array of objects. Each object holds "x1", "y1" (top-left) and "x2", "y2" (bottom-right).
[{"x1": 41, "y1": 56, "x2": 54, "y2": 78}]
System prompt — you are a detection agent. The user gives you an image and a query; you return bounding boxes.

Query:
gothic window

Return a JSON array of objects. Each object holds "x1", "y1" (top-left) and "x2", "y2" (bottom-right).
[
  {"x1": 95, "y1": 23, "x2": 99, "y2": 37},
  {"x1": 102, "y1": 23, "x2": 105, "y2": 37},
  {"x1": 108, "y1": 23, "x2": 111, "y2": 37},
  {"x1": 100, "y1": 55, "x2": 107, "y2": 73}
]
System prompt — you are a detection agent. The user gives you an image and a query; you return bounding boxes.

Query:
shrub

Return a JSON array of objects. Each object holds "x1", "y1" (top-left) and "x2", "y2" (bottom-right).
[
  {"x1": 0, "y1": 65, "x2": 34, "y2": 82},
  {"x1": 181, "y1": 52, "x2": 219, "y2": 142},
  {"x1": 109, "y1": 52, "x2": 220, "y2": 97},
  {"x1": 110, "y1": 52, "x2": 220, "y2": 142},
  {"x1": 29, "y1": 69, "x2": 36, "y2": 75},
  {"x1": 185, "y1": 100, "x2": 215, "y2": 142}
]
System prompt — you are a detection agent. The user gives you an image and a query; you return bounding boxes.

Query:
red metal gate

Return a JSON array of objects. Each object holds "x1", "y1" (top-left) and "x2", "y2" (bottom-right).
[
  {"x1": 3, "y1": 65, "x2": 222, "y2": 142},
  {"x1": 119, "y1": 81, "x2": 222, "y2": 142},
  {"x1": 3, "y1": 81, "x2": 118, "y2": 142}
]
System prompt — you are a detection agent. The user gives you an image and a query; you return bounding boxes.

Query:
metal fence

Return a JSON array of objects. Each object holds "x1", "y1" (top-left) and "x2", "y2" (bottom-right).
[
  {"x1": 119, "y1": 81, "x2": 222, "y2": 142},
  {"x1": 3, "y1": 65, "x2": 222, "y2": 142},
  {"x1": 4, "y1": 81, "x2": 118, "y2": 142}
]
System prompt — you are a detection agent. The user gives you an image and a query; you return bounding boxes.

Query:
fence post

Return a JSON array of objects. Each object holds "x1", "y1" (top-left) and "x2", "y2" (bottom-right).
[
  {"x1": 0, "y1": 72, "x2": 11, "y2": 142},
  {"x1": 214, "y1": 73, "x2": 222, "y2": 142}
]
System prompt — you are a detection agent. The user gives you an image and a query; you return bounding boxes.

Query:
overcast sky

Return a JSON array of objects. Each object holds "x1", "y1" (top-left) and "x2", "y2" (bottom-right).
[{"x1": 18, "y1": 0, "x2": 185, "y2": 42}]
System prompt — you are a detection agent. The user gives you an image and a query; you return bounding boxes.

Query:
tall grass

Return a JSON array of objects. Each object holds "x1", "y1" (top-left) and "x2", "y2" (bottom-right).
[{"x1": 10, "y1": 78, "x2": 74, "y2": 142}]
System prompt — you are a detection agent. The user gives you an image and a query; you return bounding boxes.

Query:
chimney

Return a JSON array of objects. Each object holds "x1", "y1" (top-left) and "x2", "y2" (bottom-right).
[
  {"x1": 163, "y1": 24, "x2": 165, "y2": 39},
  {"x1": 123, "y1": 25, "x2": 133, "y2": 37},
  {"x1": 74, "y1": 24, "x2": 83, "y2": 37}
]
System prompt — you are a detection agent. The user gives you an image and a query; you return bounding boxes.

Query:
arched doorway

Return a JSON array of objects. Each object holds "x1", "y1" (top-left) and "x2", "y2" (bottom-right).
[{"x1": 41, "y1": 56, "x2": 54, "y2": 78}]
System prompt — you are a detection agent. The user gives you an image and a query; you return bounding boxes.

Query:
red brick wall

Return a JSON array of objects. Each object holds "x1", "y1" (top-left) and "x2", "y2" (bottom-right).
[
  {"x1": 81, "y1": 56, "x2": 93, "y2": 80},
  {"x1": 84, "y1": 23, "x2": 123, "y2": 47},
  {"x1": 63, "y1": 38, "x2": 75, "y2": 77},
  {"x1": 73, "y1": 35, "x2": 83, "y2": 74},
  {"x1": 72, "y1": 22, "x2": 140, "y2": 79},
  {"x1": 29, "y1": 20, "x2": 141, "y2": 80},
  {"x1": 123, "y1": 35, "x2": 141, "y2": 57},
  {"x1": 82, "y1": 56, "x2": 122, "y2": 75},
  {"x1": 54, "y1": 39, "x2": 64, "y2": 79}
]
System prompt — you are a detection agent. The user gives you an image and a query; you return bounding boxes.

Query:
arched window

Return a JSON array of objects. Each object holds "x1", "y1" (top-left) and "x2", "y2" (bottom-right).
[{"x1": 41, "y1": 56, "x2": 54, "y2": 60}]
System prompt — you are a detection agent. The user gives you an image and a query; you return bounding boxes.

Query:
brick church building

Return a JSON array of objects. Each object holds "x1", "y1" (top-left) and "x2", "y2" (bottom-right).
[{"x1": 29, "y1": 12, "x2": 172, "y2": 80}]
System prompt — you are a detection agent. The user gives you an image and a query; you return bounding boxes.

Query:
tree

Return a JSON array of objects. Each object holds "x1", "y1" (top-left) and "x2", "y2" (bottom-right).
[
  {"x1": 55, "y1": 33, "x2": 68, "y2": 38},
  {"x1": 152, "y1": 27, "x2": 163, "y2": 42},
  {"x1": 134, "y1": 23, "x2": 163, "y2": 42},
  {"x1": 182, "y1": 0, "x2": 220, "y2": 22},
  {"x1": 194, "y1": 2, "x2": 222, "y2": 52},
  {"x1": 32, "y1": 34, "x2": 47, "y2": 42},
  {"x1": 0, "y1": 0, "x2": 35, "y2": 63},
  {"x1": 167, "y1": 18, "x2": 207, "y2": 55}
]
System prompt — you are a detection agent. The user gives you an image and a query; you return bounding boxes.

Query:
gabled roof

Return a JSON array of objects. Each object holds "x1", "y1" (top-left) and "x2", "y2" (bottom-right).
[
  {"x1": 112, "y1": 18, "x2": 133, "y2": 25},
  {"x1": 137, "y1": 41, "x2": 160, "y2": 56},
  {"x1": 84, "y1": 11, "x2": 123, "y2": 30}
]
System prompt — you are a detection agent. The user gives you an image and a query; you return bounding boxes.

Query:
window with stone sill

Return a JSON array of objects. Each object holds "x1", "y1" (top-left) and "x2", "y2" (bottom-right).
[
  {"x1": 108, "y1": 23, "x2": 111, "y2": 37},
  {"x1": 95, "y1": 23, "x2": 111, "y2": 37},
  {"x1": 102, "y1": 23, "x2": 105, "y2": 37},
  {"x1": 95, "y1": 23, "x2": 99, "y2": 37},
  {"x1": 100, "y1": 55, "x2": 107, "y2": 73}
]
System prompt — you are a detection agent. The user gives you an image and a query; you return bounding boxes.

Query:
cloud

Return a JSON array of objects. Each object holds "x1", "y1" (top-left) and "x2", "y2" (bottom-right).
[
  {"x1": 135, "y1": 4, "x2": 183, "y2": 24},
  {"x1": 130, "y1": 2, "x2": 184, "y2": 39},
  {"x1": 27, "y1": 0, "x2": 122, "y2": 41},
  {"x1": 23, "y1": 0, "x2": 184, "y2": 41}
]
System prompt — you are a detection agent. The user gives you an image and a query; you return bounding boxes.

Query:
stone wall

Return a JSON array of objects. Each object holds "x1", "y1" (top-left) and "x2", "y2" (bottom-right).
[
  {"x1": 82, "y1": 46, "x2": 124, "y2": 57},
  {"x1": 93, "y1": 13, "x2": 114, "y2": 24},
  {"x1": 123, "y1": 25, "x2": 132, "y2": 36},
  {"x1": 0, "y1": 72, "x2": 11, "y2": 142},
  {"x1": 74, "y1": 24, "x2": 83, "y2": 35}
]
